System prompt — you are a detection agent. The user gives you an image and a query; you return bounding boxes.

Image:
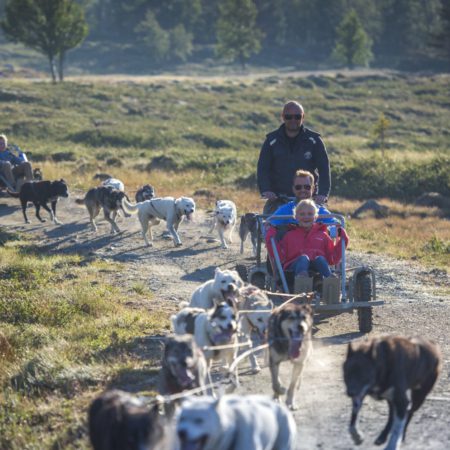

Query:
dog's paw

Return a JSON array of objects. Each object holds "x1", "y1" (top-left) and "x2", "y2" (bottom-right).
[
  {"x1": 25, "y1": 220, "x2": 31, "y2": 224},
  {"x1": 286, "y1": 401, "x2": 298, "y2": 411},
  {"x1": 40, "y1": 219, "x2": 47, "y2": 223},
  {"x1": 54, "y1": 219, "x2": 63, "y2": 225},
  {"x1": 349, "y1": 426, "x2": 364, "y2": 445},
  {"x1": 175, "y1": 242, "x2": 183, "y2": 247}
]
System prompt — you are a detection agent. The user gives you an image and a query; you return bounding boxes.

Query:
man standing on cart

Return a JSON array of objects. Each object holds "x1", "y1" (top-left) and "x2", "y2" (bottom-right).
[{"x1": 257, "y1": 101, "x2": 330, "y2": 214}]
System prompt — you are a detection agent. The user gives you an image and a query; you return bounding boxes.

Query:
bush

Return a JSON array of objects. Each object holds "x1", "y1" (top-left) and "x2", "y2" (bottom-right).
[{"x1": 332, "y1": 155, "x2": 450, "y2": 201}]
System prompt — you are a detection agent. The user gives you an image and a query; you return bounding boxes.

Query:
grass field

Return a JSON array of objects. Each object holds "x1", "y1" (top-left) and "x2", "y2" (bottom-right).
[{"x1": 0, "y1": 71, "x2": 449, "y2": 448}]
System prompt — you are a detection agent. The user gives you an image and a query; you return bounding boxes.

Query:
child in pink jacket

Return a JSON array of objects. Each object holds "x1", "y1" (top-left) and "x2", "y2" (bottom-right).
[{"x1": 266, "y1": 199, "x2": 348, "y2": 277}]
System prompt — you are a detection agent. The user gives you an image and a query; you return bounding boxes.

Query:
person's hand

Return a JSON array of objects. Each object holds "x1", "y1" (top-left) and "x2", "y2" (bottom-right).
[
  {"x1": 313, "y1": 194, "x2": 328, "y2": 205},
  {"x1": 262, "y1": 191, "x2": 277, "y2": 200}
]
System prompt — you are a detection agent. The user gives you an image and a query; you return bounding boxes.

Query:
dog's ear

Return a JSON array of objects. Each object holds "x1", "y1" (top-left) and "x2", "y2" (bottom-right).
[{"x1": 214, "y1": 267, "x2": 221, "y2": 275}]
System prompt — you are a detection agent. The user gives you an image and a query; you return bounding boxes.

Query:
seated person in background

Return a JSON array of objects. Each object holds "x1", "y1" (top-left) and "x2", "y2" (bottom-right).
[
  {"x1": 0, "y1": 133, "x2": 33, "y2": 191},
  {"x1": 266, "y1": 199, "x2": 348, "y2": 278},
  {"x1": 269, "y1": 169, "x2": 336, "y2": 225}
]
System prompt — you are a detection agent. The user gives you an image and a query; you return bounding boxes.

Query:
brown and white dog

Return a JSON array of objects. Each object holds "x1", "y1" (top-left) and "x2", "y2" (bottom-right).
[
  {"x1": 76, "y1": 186, "x2": 129, "y2": 233},
  {"x1": 158, "y1": 335, "x2": 209, "y2": 415},
  {"x1": 239, "y1": 212, "x2": 258, "y2": 256},
  {"x1": 237, "y1": 285, "x2": 273, "y2": 373},
  {"x1": 344, "y1": 335, "x2": 442, "y2": 450},
  {"x1": 268, "y1": 303, "x2": 313, "y2": 410},
  {"x1": 88, "y1": 389, "x2": 165, "y2": 450}
]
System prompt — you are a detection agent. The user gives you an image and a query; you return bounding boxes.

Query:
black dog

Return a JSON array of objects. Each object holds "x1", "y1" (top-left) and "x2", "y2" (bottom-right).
[
  {"x1": 135, "y1": 184, "x2": 155, "y2": 203},
  {"x1": 89, "y1": 390, "x2": 165, "y2": 450},
  {"x1": 239, "y1": 212, "x2": 258, "y2": 256},
  {"x1": 344, "y1": 335, "x2": 442, "y2": 449},
  {"x1": 8, "y1": 179, "x2": 69, "y2": 224}
]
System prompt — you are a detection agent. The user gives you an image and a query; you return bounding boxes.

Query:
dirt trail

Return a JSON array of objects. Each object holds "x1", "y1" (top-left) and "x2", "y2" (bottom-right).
[{"x1": 1, "y1": 193, "x2": 448, "y2": 449}]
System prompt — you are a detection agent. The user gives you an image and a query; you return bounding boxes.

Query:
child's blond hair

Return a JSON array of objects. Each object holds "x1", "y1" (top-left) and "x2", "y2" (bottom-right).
[{"x1": 295, "y1": 199, "x2": 318, "y2": 216}]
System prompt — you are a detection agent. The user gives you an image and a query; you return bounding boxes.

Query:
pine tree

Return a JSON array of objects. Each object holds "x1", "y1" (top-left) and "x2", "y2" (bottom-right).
[
  {"x1": 1, "y1": 0, "x2": 88, "y2": 82},
  {"x1": 332, "y1": 9, "x2": 372, "y2": 68},
  {"x1": 215, "y1": 0, "x2": 264, "y2": 69}
]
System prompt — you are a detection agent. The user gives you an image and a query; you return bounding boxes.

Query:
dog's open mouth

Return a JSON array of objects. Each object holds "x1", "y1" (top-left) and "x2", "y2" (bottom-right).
[
  {"x1": 288, "y1": 330, "x2": 304, "y2": 359},
  {"x1": 185, "y1": 211, "x2": 194, "y2": 221},
  {"x1": 179, "y1": 434, "x2": 208, "y2": 450},
  {"x1": 221, "y1": 288, "x2": 238, "y2": 305},
  {"x1": 212, "y1": 328, "x2": 235, "y2": 345}
]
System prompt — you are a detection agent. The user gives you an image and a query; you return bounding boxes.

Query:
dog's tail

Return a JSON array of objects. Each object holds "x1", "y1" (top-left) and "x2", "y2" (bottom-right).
[
  {"x1": 6, "y1": 189, "x2": 20, "y2": 198},
  {"x1": 74, "y1": 197, "x2": 86, "y2": 205},
  {"x1": 121, "y1": 197, "x2": 139, "y2": 215}
]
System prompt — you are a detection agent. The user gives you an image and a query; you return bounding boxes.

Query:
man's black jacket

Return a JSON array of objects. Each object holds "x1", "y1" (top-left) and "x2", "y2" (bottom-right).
[{"x1": 257, "y1": 124, "x2": 330, "y2": 197}]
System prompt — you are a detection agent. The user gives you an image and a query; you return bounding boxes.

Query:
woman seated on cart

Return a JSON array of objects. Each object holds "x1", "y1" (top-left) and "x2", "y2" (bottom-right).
[{"x1": 265, "y1": 199, "x2": 349, "y2": 280}]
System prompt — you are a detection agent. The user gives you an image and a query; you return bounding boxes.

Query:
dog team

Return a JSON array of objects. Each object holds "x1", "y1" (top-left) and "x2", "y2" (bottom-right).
[
  {"x1": 4, "y1": 174, "x2": 444, "y2": 449},
  {"x1": 6, "y1": 174, "x2": 260, "y2": 253},
  {"x1": 87, "y1": 267, "x2": 442, "y2": 450}
]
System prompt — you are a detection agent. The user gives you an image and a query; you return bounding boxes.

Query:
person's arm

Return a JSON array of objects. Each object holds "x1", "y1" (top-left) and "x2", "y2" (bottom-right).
[
  {"x1": 329, "y1": 227, "x2": 349, "y2": 265},
  {"x1": 257, "y1": 137, "x2": 273, "y2": 195},
  {"x1": 314, "y1": 137, "x2": 331, "y2": 198},
  {"x1": 3, "y1": 149, "x2": 22, "y2": 166}
]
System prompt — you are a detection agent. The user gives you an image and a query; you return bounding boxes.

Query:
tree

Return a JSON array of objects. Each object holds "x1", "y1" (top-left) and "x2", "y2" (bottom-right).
[
  {"x1": 429, "y1": 0, "x2": 450, "y2": 61},
  {"x1": 332, "y1": 9, "x2": 372, "y2": 68},
  {"x1": 215, "y1": 0, "x2": 264, "y2": 69},
  {"x1": 1, "y1": 0, "x2": 88, "y2": 82},
  {"x1": 372, "y1": 113, "x2": 391, "y2": 156}
]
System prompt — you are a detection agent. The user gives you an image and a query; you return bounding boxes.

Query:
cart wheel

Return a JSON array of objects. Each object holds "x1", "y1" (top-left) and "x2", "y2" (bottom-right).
[
  {"x1": 356, "y1": 272, "x2": 373, "y2": 333},
  {"x1": 235, "y1": 264, "x2": 248, "y2": 282},
  {"x1": 250, "y1": 271, "x2": 266, "y2": 290}
]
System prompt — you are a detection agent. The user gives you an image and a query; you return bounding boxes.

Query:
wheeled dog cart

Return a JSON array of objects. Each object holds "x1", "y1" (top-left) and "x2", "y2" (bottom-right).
[{"x1": 236, "y1": 213, "x2": 384, "y2": 333}]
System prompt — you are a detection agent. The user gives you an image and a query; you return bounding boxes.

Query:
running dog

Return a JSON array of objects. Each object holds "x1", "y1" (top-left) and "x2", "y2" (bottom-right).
[
  {"x1": 122, "y1": 196, "x2": 195, "y2": 247},
  {"x1": 88, "y1": 389, "x2": 165, "y2": 450},
  {"x1": 158, "y1": 335, "x2": 209, "y2": 415},
  {"x1": 238, "y1": 285, "x2": 273, "y2": 373},
  {"x1": 268, "y1": 303, "x2": 313, "y2": 410},
  {"x1": 210, "y1": 200, "x2": 237, "y2": 249},
  {"x1": 176, "y1": 394, "x2": 297, "y2": 450},
  {"x1": 8, "y1": 179, "x2": 69, "y2": 224},
  {"x1": 171, "y1": 302, "x2": 239, "y2": 382},
  {"x1": 135, "y1": 184, "x2": 155, "y2": 203},
  {"x1": 189, "y1": 268, "x2": 244, "y2": 310},
  {"x1": 76, "y1": 186, "x2": 128, "y2": 233},
  {"x1": 239, "y1": 212, "x2": 258, "y2": 256},
  {"x1": 344, "y1": 335, "x2": 442, "y2": 450}
]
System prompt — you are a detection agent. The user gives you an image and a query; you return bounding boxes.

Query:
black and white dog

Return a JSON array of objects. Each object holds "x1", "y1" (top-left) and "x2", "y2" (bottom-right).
[{"x1": 8, "y1": 179, "x2": 69, "y2": 224}]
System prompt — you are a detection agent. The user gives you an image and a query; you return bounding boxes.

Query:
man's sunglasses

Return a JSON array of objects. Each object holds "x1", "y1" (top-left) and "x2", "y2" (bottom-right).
[
  {"x1": 294, "y1": 184, "x2": 311, "y2": 190},
  {"x1": 284, "y1": 114, "x2": 302, "y2": 120}
]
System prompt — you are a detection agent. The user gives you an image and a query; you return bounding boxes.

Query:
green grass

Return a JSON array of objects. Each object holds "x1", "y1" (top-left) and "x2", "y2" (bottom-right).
[{"x1": 0, "y1": 232, "x2": 167, "y2": 449}]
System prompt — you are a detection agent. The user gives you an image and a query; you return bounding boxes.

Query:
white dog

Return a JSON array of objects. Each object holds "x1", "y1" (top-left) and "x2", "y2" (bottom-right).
[
  {"x1": 122, "y1": 196, "x2": 195, "y2": 247},
  {"x1": 189, "y1": 268, "x2": 244, "y2": 310},
  {"x1": 210, "y1": 200, "x2": 237, "y2": 249},
  {"x1": 176, "y1": 394, "x2": 297, "y2": 450},
  {"x1": 101, "y1": 177, "x2": 125, "y2": 192},
  {"x1": 171, "y1": 302, "x2": 239, "y2": 383}
]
